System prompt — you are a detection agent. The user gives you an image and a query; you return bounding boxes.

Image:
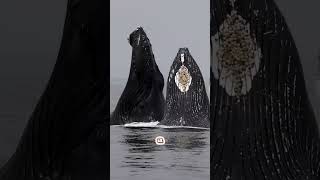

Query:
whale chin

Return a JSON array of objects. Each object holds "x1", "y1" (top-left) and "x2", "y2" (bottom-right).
[
  {"x1": 161, "y1": 48, "x2": 209, "y2": 128},
  {"x1": 110, "y1": 27, "x2": 165, "y2": 125}
]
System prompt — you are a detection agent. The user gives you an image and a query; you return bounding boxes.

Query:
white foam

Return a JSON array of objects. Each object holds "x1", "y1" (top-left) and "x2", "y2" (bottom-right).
[
  {"x1": 122, "y1": 121, "x2": 209, "y2": 130},
  {"x1": 157, "y1": 125, "x2": 209, "y2": 130},
  {"x1": 124, "y1": 121, "x2": 159, "y2": 127}
]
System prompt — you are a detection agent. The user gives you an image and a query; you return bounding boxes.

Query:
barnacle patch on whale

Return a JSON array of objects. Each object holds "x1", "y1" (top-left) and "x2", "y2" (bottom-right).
[
  {"x1": 211, "y1": 10, "x2": 261, "y2": 96},
  {"x1": 175, "y1": 65, "x2": 192, "y2": 92}
]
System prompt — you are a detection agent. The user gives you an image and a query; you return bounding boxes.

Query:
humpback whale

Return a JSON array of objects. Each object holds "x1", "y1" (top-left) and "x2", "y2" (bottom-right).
[
  {"x1": 110, "y1": 27, "x2": 165, "y2": 125},
  {"x1": 0, "y1": 0, "x2": 109, "y2": 179},
  {"x1": 211, "y1": 0, "x2": 320, "y2": 179},
  {"x1": 161, "y1": 48, "x2": 210, "y2": 128}
]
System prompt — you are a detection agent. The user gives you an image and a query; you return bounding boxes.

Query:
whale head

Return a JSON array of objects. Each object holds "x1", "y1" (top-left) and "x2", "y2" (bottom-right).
[
  {"x1": 110, "y1": 27, "x2": 165, "y2": 124},
  {"x1": 127, "y1": 27, "x2": 159, "y2": 82},
  {"x1": 161, "y1": 48, "x2": 209, "y2": 128},
  {"x1": 128, "y1": 27, "x2": 148, "y2": 47}
]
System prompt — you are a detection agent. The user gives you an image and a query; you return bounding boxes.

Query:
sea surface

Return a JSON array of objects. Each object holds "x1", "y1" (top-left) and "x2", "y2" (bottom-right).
[
  {"x1": 110, "y1": 123, "x2": 210, "y2": 180},
  {"x1": 110, "y1": 80, "x2": 210, "y2": 180}
]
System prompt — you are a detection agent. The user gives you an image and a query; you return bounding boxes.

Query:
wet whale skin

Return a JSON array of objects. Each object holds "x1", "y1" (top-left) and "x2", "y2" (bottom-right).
[
  {"x1": 0, "y1": 0, "x2": 109, "y2": 179},
  {"x1": 161, "y1": 48, "x2": 210, "y2": 128},
  {"x1": 110, "y1": 27, "x2": 165, "y2": 125},
  {"x1": 211, "y1": 0, "x2": 320, "y2": 179}
]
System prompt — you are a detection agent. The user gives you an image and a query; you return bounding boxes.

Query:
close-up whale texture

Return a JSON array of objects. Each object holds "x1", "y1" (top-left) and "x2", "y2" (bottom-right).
[
  {"x1": 0, "y1": 0, "x2": 109, "y2": 179},
  {"x1": 211, "y1": 0, "x2": 320, "y2": 179}
]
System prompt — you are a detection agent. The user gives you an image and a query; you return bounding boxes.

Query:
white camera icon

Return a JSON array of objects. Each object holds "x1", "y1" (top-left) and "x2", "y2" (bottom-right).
[{"x1": 155, "y1": 136, "x2": 166, "y2": 145}]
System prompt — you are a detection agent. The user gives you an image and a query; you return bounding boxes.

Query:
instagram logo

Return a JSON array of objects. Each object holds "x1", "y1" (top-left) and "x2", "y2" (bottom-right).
[{"x1": 155, "y1": 136, "x2": 166, "y2": 145}]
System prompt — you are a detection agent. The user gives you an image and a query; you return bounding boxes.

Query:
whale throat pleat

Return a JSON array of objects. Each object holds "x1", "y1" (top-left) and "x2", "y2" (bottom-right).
[
  {"x1": 162, "y1": 49, "x2": 209, "y2": 128},
  {"x1": 210, "y1": 0, "x2": 320, "y2": 179}
]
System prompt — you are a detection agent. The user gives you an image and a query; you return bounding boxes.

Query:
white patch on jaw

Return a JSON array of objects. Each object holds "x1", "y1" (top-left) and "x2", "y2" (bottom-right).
[
  {"x1": 181, "y1": 53, "x2": 185, "y2": 63},
  {"x1": 175, "y1": 65, "x2": 192, "y2": 92},
  {"x1": 211, "y1": 10, "x2": 261, "y2": 96}
]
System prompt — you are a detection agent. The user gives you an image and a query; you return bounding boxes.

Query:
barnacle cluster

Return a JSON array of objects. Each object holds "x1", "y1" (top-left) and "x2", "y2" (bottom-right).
[
  {"x1": 215, "y1": 10, "x2": 261, "y2": 96},
  {"x1": 175, "y1": 65, "x2": 192, "y2": 92}
]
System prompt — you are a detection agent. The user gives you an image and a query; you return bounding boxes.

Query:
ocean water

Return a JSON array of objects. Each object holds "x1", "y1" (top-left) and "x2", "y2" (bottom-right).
[
  {"x1": 110, "y1": 124, "x2": 210, "y2": 180},
  {"x1": 110, "y1": 80, "x2": 210, "y2": 180}
]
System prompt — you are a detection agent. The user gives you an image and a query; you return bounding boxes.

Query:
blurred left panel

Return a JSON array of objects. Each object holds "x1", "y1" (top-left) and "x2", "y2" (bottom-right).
[{"x1": 0, "y1": 0, "x2": 110, "y2": 179}]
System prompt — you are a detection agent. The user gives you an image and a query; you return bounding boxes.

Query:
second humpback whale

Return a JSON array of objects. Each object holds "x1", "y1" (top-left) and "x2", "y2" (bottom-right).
[
  {"x1": 110, "y1": 27, "x2": 165, "y2": 125},
  {"x1": 160, "y1": 48, "x2": 210, "y2": 128}
]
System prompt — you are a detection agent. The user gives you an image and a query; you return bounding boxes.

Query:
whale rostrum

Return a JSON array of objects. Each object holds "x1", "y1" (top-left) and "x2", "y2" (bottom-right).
[{"x1": 160, "y1": 48, "x2": 210, "y2": 128}]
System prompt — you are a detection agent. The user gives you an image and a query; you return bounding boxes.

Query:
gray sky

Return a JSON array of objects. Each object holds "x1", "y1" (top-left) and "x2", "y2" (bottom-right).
[{"x1": 110, "y1": 0, "x2": 210, "y2": 96}]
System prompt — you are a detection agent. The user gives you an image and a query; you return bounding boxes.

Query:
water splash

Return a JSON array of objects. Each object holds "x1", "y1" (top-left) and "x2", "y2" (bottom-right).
[{"x1": 118, "y1": 121, "x2": 209, "y2": 130}]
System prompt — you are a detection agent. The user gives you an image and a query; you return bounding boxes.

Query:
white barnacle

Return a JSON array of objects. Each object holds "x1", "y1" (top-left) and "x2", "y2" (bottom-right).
[
  {"x1": 181, "y1": 53, "x2": 185, "y2": 63},
  {"x1": 211, "y1": 10, "x2": 261, "y2": 96},
  {"x1": 175, "y1": 65, "x2": 192, "y2": 92}
]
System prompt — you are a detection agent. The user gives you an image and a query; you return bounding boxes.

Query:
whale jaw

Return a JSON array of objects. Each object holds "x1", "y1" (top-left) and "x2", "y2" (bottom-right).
[
  {"x1": 110, "y1": 27, "x2": 165, "y2": 125},
  {"x1": 161, "y1": 48, "x2": 209, "y2": 128}
]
